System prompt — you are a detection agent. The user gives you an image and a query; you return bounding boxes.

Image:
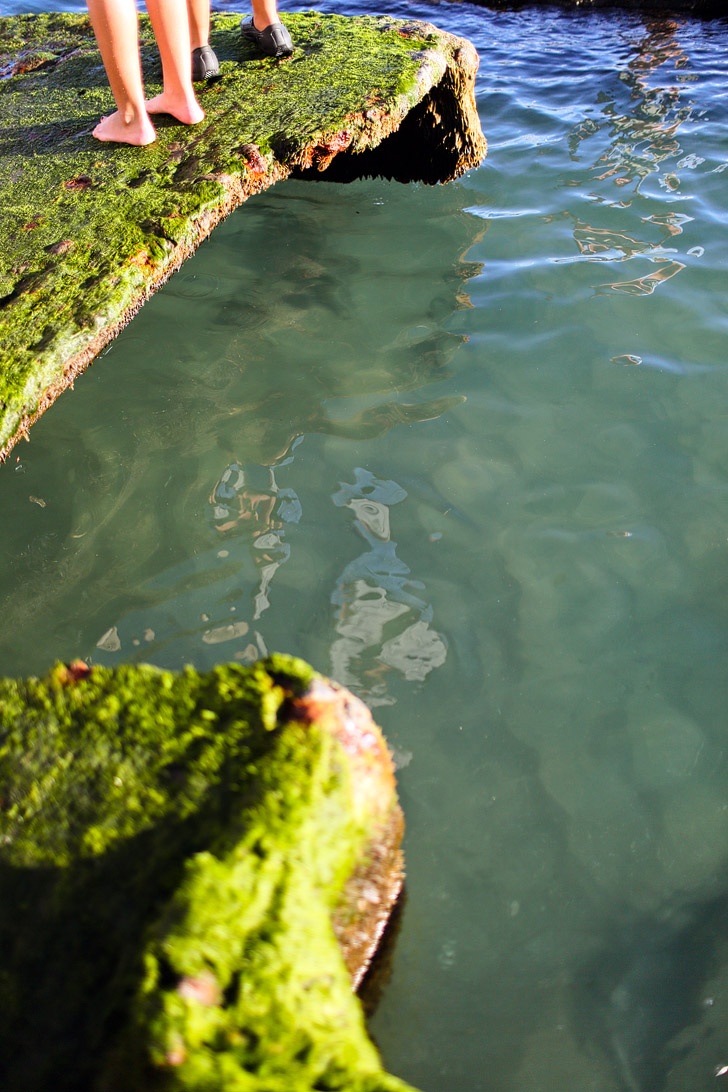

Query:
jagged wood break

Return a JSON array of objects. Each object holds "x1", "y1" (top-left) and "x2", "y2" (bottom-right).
[
  {"x1": 0, "y1": 655, "x2": 414, "y2": 1092},
  {"x1": 0, "y1": 12, "x2": 486, "y2": 461}
]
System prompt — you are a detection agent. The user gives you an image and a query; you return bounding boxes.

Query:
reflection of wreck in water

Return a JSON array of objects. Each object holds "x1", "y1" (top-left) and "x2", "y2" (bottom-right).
[
  {"x1": 92, "y1": 461, "x2": 449, "y2": 701},
  {"x1": 94, "y1": 446, "x2": 305, "y2": 668},
  {"x1": 560, "y1": 17, "x2": 711, "y2": 296},
  {"x1": 0, "y1": 179, "x2": 484, "y2": 676},
  {"x1": 209, "y1": 453, "x2": 302, "y2": 628},
  {"x1": 569, "y1": 18, "x2": 690, "y2": 192},
  {"x1": 330, "y1": 469, "x2": 447, "y2": 707}
]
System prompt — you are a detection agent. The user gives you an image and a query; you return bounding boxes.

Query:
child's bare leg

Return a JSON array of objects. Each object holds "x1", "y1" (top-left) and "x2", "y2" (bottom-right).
[
  {"x1": 145, "y1": 0, "x2": 204, "y2": 124},
  {"x1": 187, "y1": 0, "x2": 210, "y2": 51},
  {"x1": 251, "y1": 0, "x2": 280, "y2": 30},
  {"x1": 86, "y1": 0, "x2": 156, "y2": 144}
]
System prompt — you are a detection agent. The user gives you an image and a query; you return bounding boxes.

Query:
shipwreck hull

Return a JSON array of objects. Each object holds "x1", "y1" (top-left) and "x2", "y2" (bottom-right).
[{"x1": 0, "y1": 11, "x2": 486, "y2": 461}]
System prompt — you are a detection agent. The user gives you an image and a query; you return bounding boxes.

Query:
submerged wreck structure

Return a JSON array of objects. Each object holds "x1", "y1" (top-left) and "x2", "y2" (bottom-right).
[
  {"x1": 0, "y1": 11, "x2": 486, "y2": 460},
  {"x1": 0, "y1": 655, "x2": 415, "y2": 1091}
]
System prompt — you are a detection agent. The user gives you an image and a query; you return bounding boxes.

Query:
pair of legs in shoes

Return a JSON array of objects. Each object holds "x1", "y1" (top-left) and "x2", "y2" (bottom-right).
[
  {"x1": 239, "y1": 0, "x2": 293, "y2": 61},
  {"x1": 192, "y1": 4, "x2": 293, "y2": 80},
  {"x1": 87, "y1": 0, "x2": 291, "y2": 146}
]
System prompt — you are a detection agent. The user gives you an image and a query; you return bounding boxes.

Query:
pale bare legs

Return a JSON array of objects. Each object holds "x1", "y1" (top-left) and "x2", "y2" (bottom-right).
[
  {"x1": 144, "y1": 0, "x2": 204, "y2": 122},
  {"x1": 187, "y1": 0, "x2": 283, "y2": 50},
  {"x1": 87, "y1": 0, "x2": 204, "y2": 145},
  {"x1": 186, "y1": 0, "x2": 211, "y2": 52},
  {"x1": 250, "y1": 0, "x2": 280, "y2": 31}
]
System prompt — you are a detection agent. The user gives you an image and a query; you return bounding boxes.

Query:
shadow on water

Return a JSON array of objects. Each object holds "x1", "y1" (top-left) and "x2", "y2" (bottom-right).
[{"x1": 576, "y1": 891, "x2": 728, "y2": 1092}]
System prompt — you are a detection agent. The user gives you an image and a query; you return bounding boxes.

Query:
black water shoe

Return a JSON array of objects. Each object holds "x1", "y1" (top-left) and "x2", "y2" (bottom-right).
[
  {"x1": 192, "y1": 45, "x2": 220, "y2": 81},
  {"x1": 240, "y1": 18, "x2": 293, "y2": 58}
]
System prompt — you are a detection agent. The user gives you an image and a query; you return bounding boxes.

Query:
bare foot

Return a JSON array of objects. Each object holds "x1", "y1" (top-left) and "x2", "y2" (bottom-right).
[
  {"x1": 145, "y1": 92, "x2": 204, "y2": 125},
  {"x1": 92, "y1": 110, "x2": 156, "y2": 146}
]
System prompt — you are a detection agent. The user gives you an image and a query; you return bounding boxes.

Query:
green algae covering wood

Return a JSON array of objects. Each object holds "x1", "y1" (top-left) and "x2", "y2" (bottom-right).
[
  {"x1": 0, "y1": 655, "x2": 415, "y2": 1092},
  {"x1": 0, "y1": 11, "x2": 486, "y2": 461}
]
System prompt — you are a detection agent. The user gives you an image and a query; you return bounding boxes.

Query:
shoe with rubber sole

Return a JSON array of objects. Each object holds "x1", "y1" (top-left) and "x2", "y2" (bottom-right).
[
  {"x1": 240, "y1": 18, "x2": 293, "y2": 58},
  {"x1": 192, "y1": 45, "x2": 220, "y2": 81}
]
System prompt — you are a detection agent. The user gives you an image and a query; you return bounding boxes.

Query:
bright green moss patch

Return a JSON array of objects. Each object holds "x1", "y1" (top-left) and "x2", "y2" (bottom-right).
[
  {"x1": 0, "y1": 656, "x2": 415, "y2": 1092},
  {"x1": 0, "y1": 11, "x2": 484, "y2": 460}
]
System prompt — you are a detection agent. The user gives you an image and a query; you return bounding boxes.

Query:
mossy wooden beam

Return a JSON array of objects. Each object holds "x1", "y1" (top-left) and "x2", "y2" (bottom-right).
[
  {"x1": 0, "y1": 655, "x2": 415, "y2": 1092},
  {"x1": 0, "y1": 11, "x2": 485, "y2": 462}
]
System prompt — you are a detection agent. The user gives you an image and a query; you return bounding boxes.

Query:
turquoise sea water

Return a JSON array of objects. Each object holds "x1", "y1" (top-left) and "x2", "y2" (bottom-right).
[{"x1": 2, "y1": 2, "x2": 728, "y2": 1090}]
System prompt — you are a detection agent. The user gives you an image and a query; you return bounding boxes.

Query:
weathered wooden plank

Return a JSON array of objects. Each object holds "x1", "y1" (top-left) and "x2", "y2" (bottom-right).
[{"x1": 0, "y1": 11, "x2": 485, "y2": 461}]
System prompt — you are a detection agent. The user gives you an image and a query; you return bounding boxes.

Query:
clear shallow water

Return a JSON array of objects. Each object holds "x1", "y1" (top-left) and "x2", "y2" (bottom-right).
[{"x1": 2, "y1": 2, "x2": 728, "y2": 1090}]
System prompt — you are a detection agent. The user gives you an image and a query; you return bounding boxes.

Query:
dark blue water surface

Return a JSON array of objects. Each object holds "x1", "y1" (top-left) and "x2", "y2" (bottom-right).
[{"x1": 1, "y1": 1, "x2": 728, "y2": 1090}]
